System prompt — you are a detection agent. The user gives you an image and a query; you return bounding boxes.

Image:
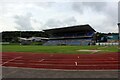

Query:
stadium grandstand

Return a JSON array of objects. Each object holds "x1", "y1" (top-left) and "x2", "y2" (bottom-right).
[
  {"x1": 43, "y1": 24, "x2": 96, "y2": 46},
  {"x1": 1, "y1": 24, "x2": 119, "y2": 46}
]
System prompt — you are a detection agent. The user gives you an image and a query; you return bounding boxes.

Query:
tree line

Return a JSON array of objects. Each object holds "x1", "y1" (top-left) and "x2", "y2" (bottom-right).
[{"x1": 1, "y1": 31, "x2": 49, "y2": 42}]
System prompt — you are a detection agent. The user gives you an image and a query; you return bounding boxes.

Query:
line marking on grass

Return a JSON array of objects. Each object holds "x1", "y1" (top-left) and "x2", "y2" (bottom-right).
[
  {"x1": 2, "y1": 56, "x2": 22, "y2": 65},
  {"x1": 75, "y1": 62, "x2": 77, "y2": 66}
]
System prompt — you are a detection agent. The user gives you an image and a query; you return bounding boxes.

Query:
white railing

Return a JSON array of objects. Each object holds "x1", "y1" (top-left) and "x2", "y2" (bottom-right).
[
  {"x1": 96, "y1": 42, "x2": 118, "y2": 46},
  {"x1": 0, "y1": 42, "x2": 10, "y2": 44}
]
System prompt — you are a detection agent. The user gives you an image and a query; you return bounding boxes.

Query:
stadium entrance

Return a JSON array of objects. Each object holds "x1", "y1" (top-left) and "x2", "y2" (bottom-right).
[{"x1": 43, "y1": 24, "x2": 96, "y2": 46}]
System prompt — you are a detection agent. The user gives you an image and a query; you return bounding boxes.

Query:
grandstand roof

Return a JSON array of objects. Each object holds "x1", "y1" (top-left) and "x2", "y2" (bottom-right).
[{"x1": 44, "y1": 24, "x2": 96, "y2": 34}]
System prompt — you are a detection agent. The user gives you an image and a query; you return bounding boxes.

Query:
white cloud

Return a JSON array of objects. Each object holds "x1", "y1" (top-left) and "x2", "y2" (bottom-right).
[{"x1": 0, "y1": 1, "x2": 118, "y2": 33}]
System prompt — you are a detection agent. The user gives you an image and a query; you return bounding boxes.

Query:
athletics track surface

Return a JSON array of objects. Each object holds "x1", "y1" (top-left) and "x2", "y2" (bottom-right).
[{"x1": 1, "y1": 52, "x2": 119, "y2": 70}]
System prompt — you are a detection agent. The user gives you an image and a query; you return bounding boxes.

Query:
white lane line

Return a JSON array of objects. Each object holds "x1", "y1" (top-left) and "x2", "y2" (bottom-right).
[
  {"x1": 10, "y1": 62, "x2": 24, "y2": 64},
  {"x1": 75, "y1": 62, "x2": 77, "y2": 66},
  {"x1": 2, "y1": 56, "x2": 22, "y2": 65},
  {"x1": 50, "y1": 55, "x2": 53, "y2": 57},
  {"x1": 110, "y1": 57, "x2": 114, "y2": 60},
  {"x1": 39, "y1": 59, "x2": 45, "y2": 62}
]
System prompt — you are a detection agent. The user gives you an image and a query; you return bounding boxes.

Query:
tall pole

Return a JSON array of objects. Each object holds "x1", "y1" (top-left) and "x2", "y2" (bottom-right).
[{"x1": 118, "y1": 23, "x2": 120, "y2": 46}]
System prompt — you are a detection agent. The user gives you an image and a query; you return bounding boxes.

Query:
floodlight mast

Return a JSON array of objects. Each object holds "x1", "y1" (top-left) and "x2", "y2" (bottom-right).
[{"x1": 118, "y1": 23, "x2": 120, "y2": 46}]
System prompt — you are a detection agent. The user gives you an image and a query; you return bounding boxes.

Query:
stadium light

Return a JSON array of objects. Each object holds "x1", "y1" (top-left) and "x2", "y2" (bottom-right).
[{"x1": 118, "y1": 23, "x2": 120, "y2": 46}]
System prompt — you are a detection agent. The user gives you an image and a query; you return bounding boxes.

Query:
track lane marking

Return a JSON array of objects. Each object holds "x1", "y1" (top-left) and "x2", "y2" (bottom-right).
[
  {"x1": 2, "y1": 56, "x2": 22, "y2": 65},
  {"x1": 50, "y1": 55, "x2": 53, "y2": 57},
  {"x1": 39, "y1": 59, "x2": 45, "y2": 62},
  {"x1": 2, "y1": 52, "x2": 118, "y2": 70},
  {"x1": 75, "y1": 62, "x2": 77, "y2": 66}
]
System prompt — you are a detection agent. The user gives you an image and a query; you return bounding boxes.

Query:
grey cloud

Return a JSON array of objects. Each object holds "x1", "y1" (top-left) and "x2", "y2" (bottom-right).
[
  {"x1": 44, "y1": 16, "x2": 77, "y2": 29},
  {"x1": 72, "y1": 2, "x2": 83, "y2": 13},
  {"x1": 63, "y1": 16, "x2": 77, "y2": 26},
  {"x1": 34, "y1": 2, "x2": 55, "y2": 8},
  {"x1": 72, "y1": 2, "x2": 107, "y2": 13},
  {"x1": 73, "y1": 2, "x2": 117, "y2": 32},
  {"x1": 105, "y1": 3, "x2": 117, "y2": 23},
  {"x1": 14, "y1": 13, "x2": 34, "y2": 30},
  {"x1": 82, "y1": 2, "x2": 107, "y2": 11},
  {"x1": 44, "y1": 19, "x2": 63, "y2": 28},
  {"x1": 3, "y1": 2, "x2": 117, "y2": 33}
]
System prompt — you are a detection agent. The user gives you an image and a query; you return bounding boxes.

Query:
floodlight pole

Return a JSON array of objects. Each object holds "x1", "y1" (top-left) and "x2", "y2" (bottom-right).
[{"x1": 118, "y1": 23, "x2": 120, "y2": 46}]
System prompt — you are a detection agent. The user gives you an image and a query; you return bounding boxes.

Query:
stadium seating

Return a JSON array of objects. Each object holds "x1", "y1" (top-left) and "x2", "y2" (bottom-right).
[{"x1": 43, "y1": 39, "x2": 91, "y2": 46}]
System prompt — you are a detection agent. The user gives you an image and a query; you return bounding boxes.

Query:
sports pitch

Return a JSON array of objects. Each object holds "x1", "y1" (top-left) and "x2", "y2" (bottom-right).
[{"x1": 2, "y1": 45, "x2": 118, "y2": 54}]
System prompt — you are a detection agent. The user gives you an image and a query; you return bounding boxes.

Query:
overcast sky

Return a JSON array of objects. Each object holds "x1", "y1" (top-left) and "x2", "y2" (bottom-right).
[{"x1": 0, "y1": 0, "x2": 119, "y2": 33}]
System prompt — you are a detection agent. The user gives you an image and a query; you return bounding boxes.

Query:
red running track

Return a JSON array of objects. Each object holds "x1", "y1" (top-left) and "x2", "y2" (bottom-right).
[{"x1": 1, "y1": 52, "x2": 120, "y2": 70}]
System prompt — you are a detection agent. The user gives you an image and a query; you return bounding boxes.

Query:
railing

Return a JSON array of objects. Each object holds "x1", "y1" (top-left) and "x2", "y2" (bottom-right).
[
  {"x1": 96, "y1": 42, "x2": 118, "y2": 46},
  {"x1": 0, "y1": 42, "x2": 10, "y2": 44}
]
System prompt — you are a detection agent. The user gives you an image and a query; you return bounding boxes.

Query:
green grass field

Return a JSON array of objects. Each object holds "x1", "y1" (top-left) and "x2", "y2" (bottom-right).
[{"x1": 2, "y1": 44, "x2": 118, "y2": 54}]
